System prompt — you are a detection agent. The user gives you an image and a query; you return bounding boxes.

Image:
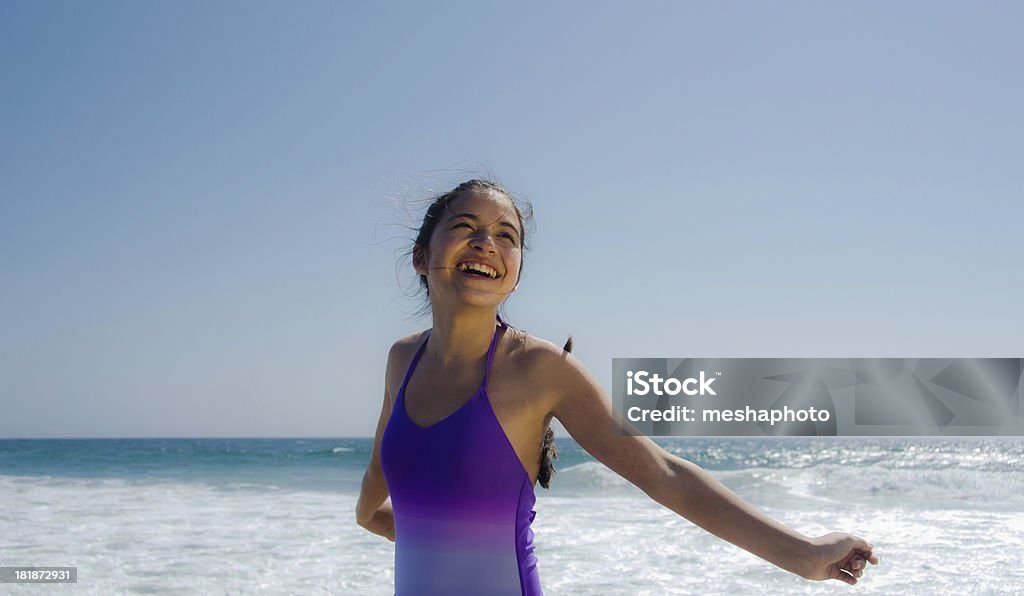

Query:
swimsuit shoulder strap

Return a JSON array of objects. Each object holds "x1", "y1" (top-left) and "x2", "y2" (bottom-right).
[
  {"x1": 482, "y1": 317, "x2": 508, "y2": 390},
  {"x1": 398, "y1": 331, "x2": 431, "y2": 397}
]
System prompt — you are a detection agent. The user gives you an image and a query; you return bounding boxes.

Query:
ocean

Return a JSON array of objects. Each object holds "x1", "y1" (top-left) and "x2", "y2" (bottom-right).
[{"x1": 1, "y1": 437, "x2": 1022, "y2": 595}]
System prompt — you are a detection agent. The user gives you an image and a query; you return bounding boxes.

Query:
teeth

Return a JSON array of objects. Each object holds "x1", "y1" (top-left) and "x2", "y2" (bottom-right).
[{"x1": 457, "y1": 262, "x2": 497, "y2": 278}]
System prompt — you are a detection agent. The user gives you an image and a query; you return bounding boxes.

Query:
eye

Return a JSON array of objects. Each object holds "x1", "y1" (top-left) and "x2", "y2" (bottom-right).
[{"x1": 452, "y1": 222, "x2": 473, "y2": 230}]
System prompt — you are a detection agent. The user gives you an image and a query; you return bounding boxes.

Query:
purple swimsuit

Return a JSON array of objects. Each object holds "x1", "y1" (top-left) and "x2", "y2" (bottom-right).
[{"x1": 380, "y1": 320, "x2": 542, "y2": 595}]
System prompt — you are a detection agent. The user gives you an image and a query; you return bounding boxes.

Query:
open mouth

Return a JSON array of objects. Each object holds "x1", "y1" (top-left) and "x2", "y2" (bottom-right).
[{"x1": 457, "y1": 261, "x2": 499, "y2": 279}]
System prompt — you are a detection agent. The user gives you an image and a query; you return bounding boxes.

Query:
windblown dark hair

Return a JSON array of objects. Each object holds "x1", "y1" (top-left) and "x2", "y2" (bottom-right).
[{"x1": 537, "y1": 335, "x2": 572, "y2": 489}]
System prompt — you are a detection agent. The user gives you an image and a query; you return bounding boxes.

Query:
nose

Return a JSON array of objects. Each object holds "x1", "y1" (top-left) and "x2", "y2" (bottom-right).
[{"x1": 470, "y1": 229, "x2": 497, "y2": 253}]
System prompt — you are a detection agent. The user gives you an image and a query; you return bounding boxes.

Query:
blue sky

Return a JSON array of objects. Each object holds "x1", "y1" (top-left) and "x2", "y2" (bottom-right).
[{"x1": 2, "y1": 1, "x2": 1021, "y2": 438}]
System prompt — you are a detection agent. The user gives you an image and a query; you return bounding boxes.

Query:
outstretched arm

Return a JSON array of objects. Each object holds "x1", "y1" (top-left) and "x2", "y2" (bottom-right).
[
  {"x1": 645, "y1": 450, "x2": 877, "y2": 583},
  {"x1": 548, "y1": 353, "x2": 878, "y2": 584}
]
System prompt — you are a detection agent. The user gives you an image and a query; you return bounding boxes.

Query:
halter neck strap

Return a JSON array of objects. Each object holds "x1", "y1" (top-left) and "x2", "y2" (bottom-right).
[{"x1": 482, "y1": 316, "x2": 506, "y2": 386}]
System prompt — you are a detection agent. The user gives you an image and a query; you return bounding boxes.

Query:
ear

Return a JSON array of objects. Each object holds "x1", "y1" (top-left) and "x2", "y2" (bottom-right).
[{"x1": 412, "y1": 245, "x2": 429, "y2": 276}]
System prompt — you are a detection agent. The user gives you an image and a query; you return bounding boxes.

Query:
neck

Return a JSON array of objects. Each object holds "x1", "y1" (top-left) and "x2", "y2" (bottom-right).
[{"x1": 427, "y1": 307, "x2": 500, "y2": 366}]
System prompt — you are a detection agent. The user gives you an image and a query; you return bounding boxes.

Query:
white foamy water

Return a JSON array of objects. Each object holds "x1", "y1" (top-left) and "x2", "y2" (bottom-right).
[
  {"x1": 534, "y1": 463, "x2": 1024, "y2": 595},
  {"x1": 0, "y1": 476, "x2": 393, "y2": 595},
  {"x1": 3, "y1": 466, "x2": 1023, "y2": 595}
]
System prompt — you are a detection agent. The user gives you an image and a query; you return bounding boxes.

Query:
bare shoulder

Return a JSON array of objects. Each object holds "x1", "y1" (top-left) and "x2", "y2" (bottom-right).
[
  {"x1": 384, "y1": 331, "x2": 429, "y2": 399},
  {"x1": 389, "y1": 331, "x2": 427, "y2": 357},
  {"x1": 504, "y1": 329, "x2": 593, "y2": 398}
]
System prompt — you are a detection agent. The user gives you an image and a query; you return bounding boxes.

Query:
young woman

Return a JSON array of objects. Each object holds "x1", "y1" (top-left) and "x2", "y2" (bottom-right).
[{"x1": 356, "y1": 179, "x2": 878, "y2": 595}]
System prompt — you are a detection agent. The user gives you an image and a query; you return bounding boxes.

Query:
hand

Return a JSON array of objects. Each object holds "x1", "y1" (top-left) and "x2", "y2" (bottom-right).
[
  {"x1": 357, "y1": 506, "x2": 396, "y2": 542},
  {"x1": 803, "y1": 532, "x2": 879, "y2": 585}
]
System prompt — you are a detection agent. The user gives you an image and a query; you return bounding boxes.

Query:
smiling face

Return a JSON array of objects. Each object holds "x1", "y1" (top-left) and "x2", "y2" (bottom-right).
[{"x1": 413, "y1": 189, "x2": 524, "y2": 310}]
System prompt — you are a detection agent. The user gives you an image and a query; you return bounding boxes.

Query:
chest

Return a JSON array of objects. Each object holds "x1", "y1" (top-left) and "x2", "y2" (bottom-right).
[
  {"x1": 403, "y1": 364, "x2": 490, "y2": 428},
  {"x1": 399, "y1": 355, "x2": 549, "y2": 483}
]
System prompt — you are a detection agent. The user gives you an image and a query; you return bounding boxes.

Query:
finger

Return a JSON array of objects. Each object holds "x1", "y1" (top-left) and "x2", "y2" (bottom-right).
[
  {"x1": 833, "y1": 568, "x2": 857, "y2": 586},
  {"x1": 854, "y1": 548, "x2": 880, "y2": 566},
  {"x1": 841, "y1": 567, "x2": 864, "y2": 579},
  {"x1": 840, "y1": 553, "x2": 864, "y2": 568},
  {"x1": 848, "y1": 535, "x2": 874, "y2": 553}
]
